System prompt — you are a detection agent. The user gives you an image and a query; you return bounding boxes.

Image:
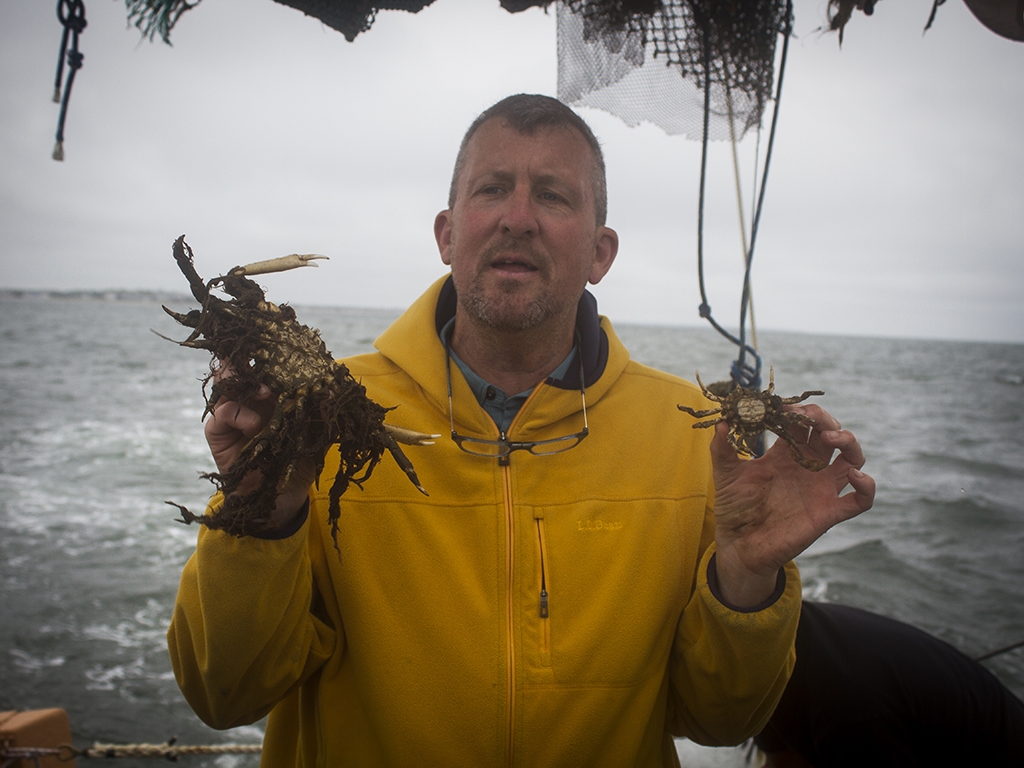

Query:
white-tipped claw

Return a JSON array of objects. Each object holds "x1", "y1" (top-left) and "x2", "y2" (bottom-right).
[
  {"x1": 384, "y1": 424, "x2": 440, "y2": 446},
  {"x1": 231, "y1": 254, "x2": 329, "y2": 276}
]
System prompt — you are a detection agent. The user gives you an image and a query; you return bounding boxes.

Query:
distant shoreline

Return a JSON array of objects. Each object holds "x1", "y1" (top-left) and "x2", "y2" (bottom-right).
[{"x1": 0, "y1": 288, "x2": 405, "y2": 318}]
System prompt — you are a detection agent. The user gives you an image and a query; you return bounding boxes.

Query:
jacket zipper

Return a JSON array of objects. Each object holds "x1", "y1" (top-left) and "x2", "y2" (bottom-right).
[
  {"x1": 501, "y1": 459, "x2": 516, "y2": 768},
  {"x1": 498, "y1": 387, "x2": 547, "y2": 766}
]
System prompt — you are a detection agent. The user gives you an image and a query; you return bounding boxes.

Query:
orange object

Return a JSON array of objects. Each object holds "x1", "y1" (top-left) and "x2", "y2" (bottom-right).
[{"x1": 0, "y1": 709, "x2": 75, "y2": 768}]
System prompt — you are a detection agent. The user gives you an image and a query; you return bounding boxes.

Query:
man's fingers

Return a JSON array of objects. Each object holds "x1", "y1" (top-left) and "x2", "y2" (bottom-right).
[
  {"x1": 820, "y1": 429, "x2": 866, "y2": 469},
  {"x1": 204, "y1": 396, "x2": 273, "y2": 474},
  {"x1": 250, "y1": 383, "x2": 274, "y2": 402},
  {"x1": 840, "y1": 467, "x2": 876, "y2": 517},
  {"x1": 784, "y1": 405, "x2": 842, "y2": 465},
  {"x1": 787, "y1": 403, "x2": 841, "y2": 433},
  {"x1": 848, "y1": 467, "x2": 875, "y2": 506},
  {"x1": 208, "y1": 397, "x2": 267, "y2": 439},
  {"x1": 710, "y1": 422, "x2": 744, "y2": 469}
]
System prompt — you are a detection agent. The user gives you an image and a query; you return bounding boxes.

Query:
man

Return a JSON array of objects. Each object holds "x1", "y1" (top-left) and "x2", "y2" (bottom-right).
[
  {"x1": 755, "y1": 601, "x2": 1024, "y2": 767},
  {"x1": 168, "y1": 94, "x2": 875, "y2": 767}
]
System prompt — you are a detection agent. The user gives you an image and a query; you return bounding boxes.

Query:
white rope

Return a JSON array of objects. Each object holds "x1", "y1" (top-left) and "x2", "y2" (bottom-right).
[
  {"x1": 1, "y1": 742, "x2": 262, "y2": 763},
  {"x1": 81, "y1": 742, "x2": 263, "y2": 759},
  {"x1": 725, "y1": 84, "x2": 760, "y2": 353}
]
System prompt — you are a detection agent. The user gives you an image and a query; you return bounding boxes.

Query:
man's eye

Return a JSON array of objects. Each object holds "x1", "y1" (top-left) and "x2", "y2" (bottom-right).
[{"x1": 539, "y1": 191, "x2": 561, "y2": 202}]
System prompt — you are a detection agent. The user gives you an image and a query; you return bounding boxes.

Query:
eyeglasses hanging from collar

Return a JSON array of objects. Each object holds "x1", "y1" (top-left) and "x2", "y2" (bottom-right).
[{"x1": 444, "y1": 334, "x2": 589, "y2": 463}]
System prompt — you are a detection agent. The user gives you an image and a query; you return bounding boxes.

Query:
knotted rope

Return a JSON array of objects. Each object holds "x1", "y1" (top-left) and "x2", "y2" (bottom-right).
[{"x1": 52, "y1": 0, "x2": 87, "y2": 161}]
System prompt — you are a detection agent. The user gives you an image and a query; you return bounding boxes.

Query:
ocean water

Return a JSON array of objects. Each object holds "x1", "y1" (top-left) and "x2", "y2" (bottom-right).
[{"x1": 2, "y1": 295, "x2": 1023, "y2": 767}]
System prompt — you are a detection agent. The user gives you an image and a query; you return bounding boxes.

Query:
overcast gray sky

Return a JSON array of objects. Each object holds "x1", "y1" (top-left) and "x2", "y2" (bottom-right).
[{"x1": 2, "y1": 0, "x2": 1022, "y2": 342}]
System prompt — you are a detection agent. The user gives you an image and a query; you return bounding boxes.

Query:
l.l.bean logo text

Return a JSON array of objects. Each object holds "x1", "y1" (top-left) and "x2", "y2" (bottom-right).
[{"x1": 576, "y1": 519, "x2": 623, "y2": 532}]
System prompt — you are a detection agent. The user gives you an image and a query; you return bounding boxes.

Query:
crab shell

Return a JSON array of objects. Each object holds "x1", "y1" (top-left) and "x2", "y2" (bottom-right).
[{"x1": 678, "y1": 371, "x2": 827, "y2": 471}]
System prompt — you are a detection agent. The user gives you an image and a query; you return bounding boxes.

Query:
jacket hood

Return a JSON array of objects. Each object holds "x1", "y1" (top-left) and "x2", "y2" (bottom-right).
[
  {"x1": 431, "y1": 276, "x2": 609, "y2": 391},
  {"x1": 372, "y1": 275, "x2": 631, "y2": 438}
]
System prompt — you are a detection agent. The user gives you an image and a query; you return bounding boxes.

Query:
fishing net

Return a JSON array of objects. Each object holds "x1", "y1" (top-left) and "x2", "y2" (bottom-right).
[
  {"x1": 557, "y1": 0, "x2": 790, "y2": 141},
  {"x1": 126, "y1": 0, "x2": 789, "y2": 142}
]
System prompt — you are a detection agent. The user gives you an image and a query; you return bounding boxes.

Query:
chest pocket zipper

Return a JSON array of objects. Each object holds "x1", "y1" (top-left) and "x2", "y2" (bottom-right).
[{"x1": 535, "y1": 514, "x2": 551, "y2": 667}]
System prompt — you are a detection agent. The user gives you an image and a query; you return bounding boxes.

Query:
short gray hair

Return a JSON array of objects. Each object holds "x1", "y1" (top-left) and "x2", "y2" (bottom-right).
[{"x1": 447, "y1": 94, "x2": 608, "y2": 226}]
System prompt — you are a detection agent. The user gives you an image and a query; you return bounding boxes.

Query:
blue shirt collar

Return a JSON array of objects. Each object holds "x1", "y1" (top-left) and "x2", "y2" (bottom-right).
[
  {"x1": 433, "y1": 275, "x2": 608, "y2": 391},
  {"x1": 440, "y1": 316, "x2": 575, "y2": 434}
]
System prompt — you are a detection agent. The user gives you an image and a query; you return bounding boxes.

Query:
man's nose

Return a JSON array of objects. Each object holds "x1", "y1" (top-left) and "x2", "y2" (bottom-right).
[{"x1": 499, "y1": 186, "x2": 537, "y2": 238}]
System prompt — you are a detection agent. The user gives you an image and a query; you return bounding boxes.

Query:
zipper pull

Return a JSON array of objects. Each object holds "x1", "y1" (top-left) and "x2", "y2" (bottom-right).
[
  {"x1": 499, "y1": 431, "x2": 511, "y2": 466},
  {"x1": 539, "y1": 588, "x2": 549, "y2": 618}
]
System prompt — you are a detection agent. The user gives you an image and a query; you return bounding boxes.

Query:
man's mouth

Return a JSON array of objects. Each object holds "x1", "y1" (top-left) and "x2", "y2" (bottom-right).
[{"x1": 491, "y1": 257, "x2": 538, "y2": 273}]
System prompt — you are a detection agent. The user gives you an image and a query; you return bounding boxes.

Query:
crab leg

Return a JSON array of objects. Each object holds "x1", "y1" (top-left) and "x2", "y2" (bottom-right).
[
  {"x1": 677, "y1": 405, "x2": 723, "y2": 418},
  {"x1": 780, "y1": 390, "x2": 825, "y2": 404},
  {"x1": 384, "y1": 435, "x2": 430, "y2": 496},
  {"x1": 172, "y1": 235, "x2": 209, "y2": 303},
  {"x1": 381, "y1": 424, "x2": 438, "y2": 496},
  {"x1": 689, "y1": 418, "x2": 725, "y2": 429}
]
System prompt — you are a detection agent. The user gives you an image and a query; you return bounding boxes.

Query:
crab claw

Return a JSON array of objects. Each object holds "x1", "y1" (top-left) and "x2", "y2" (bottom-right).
[
  {"x1": 229, "y1": 254, "x2": 329, "y2": 277},
  {"x1": 383, "y1": 435, "x2": 431, "y2": 496},
  {"x1": 381, "y1": 424, "x2": 438, "y2": 497},
  {"x1": 383, "y1": 423, "x2": 440, "y2": 446},
  {"x1": 161, "y1": 305, "x2": 202, "y2": 328}
]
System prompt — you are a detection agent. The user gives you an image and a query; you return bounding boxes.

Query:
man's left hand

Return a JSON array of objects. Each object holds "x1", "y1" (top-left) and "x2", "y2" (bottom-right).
[{"x1": 710, "y1": 404, "x2": 875, "y2": 609}]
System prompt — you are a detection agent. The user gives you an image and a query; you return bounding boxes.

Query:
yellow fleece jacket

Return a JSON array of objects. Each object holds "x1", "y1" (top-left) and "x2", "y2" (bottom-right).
[{"x1": 168, "y1": 276, "x2": 800, "y2": 768}]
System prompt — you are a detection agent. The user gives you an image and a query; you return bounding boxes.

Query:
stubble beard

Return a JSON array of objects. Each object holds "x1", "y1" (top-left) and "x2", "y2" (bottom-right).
[
  {"x1": 459, "y1": 280, "x2": 556, "y2": 333},
  {"x1": 454, "y1": 240, "x2": 571, "y2": 333}
]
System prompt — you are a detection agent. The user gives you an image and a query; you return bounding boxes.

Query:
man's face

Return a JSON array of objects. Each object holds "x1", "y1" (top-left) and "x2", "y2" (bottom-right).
[{"x1": 434, "y1": 119, "x2": 617, "y2": 334}]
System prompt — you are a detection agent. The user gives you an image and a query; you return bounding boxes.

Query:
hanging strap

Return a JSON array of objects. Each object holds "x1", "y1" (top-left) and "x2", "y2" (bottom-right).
[{"x1": 52, "y1": 0, "x2": 87, "y2": 161}]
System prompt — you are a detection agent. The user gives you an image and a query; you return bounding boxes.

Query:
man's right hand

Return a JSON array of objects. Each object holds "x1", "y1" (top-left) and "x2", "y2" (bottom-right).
[
  {"x1": 204, "y1": 382, "x2": 276, "y2": 476},
  {"x1": 204, "y1": 376, "x2": 313, "y2": 529}
]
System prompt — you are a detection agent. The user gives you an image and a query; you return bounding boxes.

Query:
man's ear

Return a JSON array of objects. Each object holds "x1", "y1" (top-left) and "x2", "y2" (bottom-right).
[
  {"x1": 589, "y1": 226, "x2": 619, "y2": 285},
  {"x1": 434, "y1": 210, "x2": 453, "y2": 266}
]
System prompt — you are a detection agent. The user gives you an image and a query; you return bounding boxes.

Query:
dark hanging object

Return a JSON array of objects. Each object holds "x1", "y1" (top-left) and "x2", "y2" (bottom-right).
[
  {"x1": 127, "y1": 0, "x2": 441, "y2": 43},
  {"x1": 272, "y1": 0, "x2": 434, "y2": 42},
  {"x1": 52, "y1": 0, "x2": 87, "y2": 161},
  {"x1": 829, "y1": 0, "x2": 1024, "y2": 42},
  {"x1": 124, "y1": 0, "x2": 557, "y2": 43},
  {"x1": 962, "y1": 0, "x2": 1024, "y2": 41}
]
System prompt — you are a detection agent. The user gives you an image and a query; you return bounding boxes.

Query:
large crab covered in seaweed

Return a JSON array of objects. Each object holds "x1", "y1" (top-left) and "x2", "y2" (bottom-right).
[
  {"x1": 162, "y1": 235, "x2": 432, "y2": 541},
  {"x1": 678, "y1": 367, "x2": 827, "y2": 471}
]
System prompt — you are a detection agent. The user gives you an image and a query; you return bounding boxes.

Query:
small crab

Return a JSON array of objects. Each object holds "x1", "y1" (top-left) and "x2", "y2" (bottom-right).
[
  {"x1": 161, "y1": 235, "x2": 435, "y2": 543},
  {"x1": 678, "y1": 368, "x2": 827, "y2": 471}
]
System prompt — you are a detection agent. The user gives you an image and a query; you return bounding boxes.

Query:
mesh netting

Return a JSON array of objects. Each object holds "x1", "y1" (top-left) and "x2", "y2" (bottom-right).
[
  {"x1": 125, "y1": 0, "x2": 789, "y2": 138},
  {"x1": 557, "y1": 0, "x2": 790, "y2": 140}
]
